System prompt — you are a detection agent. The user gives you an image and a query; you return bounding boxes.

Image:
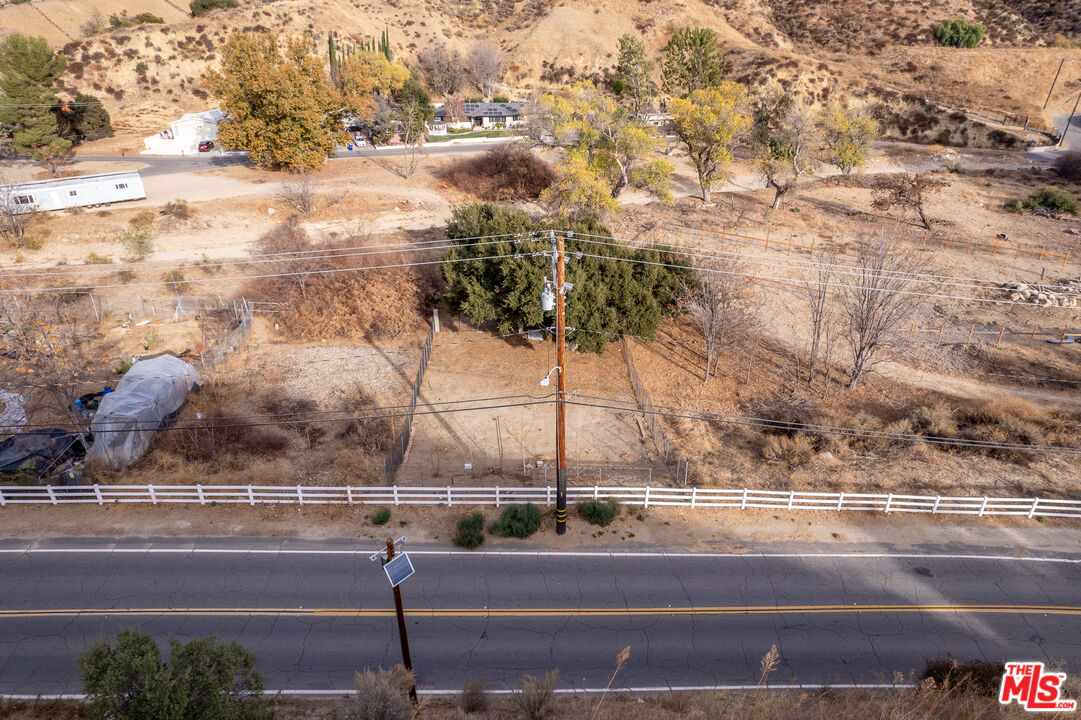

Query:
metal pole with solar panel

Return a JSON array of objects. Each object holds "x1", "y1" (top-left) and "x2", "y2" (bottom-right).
[{"x1": 370, "y1": 536, "x2": 418, "y2": 702}]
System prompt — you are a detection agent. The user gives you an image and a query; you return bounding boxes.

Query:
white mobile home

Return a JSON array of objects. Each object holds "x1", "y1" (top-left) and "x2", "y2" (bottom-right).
[{"x1": 1, "y1": 171, "x2": 146, "y2": 213}]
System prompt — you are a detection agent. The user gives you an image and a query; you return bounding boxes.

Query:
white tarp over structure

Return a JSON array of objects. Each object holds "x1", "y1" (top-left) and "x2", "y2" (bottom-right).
[{"x1": 86, "y1": 355, "x2": 199, "y2": 470}]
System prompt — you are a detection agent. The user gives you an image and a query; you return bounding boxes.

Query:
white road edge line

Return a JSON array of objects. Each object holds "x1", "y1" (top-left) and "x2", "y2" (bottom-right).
[
  {"x1": 0, "y1": 684, "x2": 917, "y2": 699},
  {"x1": 1, "y1": 547, "x2": 1080, "y2": 564}
]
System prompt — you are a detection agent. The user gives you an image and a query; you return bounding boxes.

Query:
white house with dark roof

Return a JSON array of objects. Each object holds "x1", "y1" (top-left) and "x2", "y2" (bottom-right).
[{"x1": 435, "y1": 102, "x2": 525, "y2": 128}]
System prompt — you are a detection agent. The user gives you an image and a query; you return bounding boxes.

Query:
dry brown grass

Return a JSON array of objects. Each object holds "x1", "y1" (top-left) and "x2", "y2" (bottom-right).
[
  {"x1": 438, "y1": 144, "x2": 556, "y2": 202},
  {"x1": 2, "y1": 686, "x2": 1057, "y2": 720},
  {"x1": 245, "y1": 222, "x2": 437, "y2": 341},
  {"x1": 86, "y1": 377, "x2": 391, "y2": 486}
]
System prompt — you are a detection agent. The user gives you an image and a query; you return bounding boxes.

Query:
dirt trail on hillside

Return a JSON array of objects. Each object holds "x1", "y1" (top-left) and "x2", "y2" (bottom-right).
[{"x1": 877, "y1": 361, "x2": 1081, "y2": 408}]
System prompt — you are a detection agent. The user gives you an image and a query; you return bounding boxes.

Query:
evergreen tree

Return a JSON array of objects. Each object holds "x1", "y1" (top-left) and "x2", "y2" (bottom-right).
[
  {"x1": 54, "y1": 93, "x2": 112, "y2": 142},
  {"x1": 662, "y1": 27, "x2": 724, "y2": 97},
  {"x1": 614, "y1": 34, "x2": 655, "y2": 119},
  {"x1": 441, "y1": 204, "x2": 688, "y2": 353},
  {"x1": 0, "y1": 33, "x2": 71, "y2": 159}
]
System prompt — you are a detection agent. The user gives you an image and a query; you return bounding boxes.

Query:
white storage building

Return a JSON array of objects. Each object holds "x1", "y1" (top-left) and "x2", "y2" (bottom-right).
[
  {"x1": 143, "y1": 108, "x2": 225, "y2": 155},
  {"x1": 1, "y1": 171, "x2": 146, "y2": 213}
]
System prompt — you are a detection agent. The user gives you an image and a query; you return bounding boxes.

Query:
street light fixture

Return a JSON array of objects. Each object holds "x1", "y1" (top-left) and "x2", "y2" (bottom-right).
[{"x1": 539, "y1": 366, "x2": 561, "y2": 387}]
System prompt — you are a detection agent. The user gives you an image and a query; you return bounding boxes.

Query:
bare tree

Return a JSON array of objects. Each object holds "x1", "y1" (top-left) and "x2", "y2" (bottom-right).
[
  {"x1": 871, "y1": 173, "x2": 950, "y2": 230},
  {"x1": 0, "y1": 177, "x2": 33, "y2": 247},
  {"x1": 419, "y1": 42, "x2": 465, "y2": 98},
  {"x1": 396, "y1": 98, "x2": 427, "y2": 179},
  {"x1": 278, "y1": 171, "x2": 318, "y2": 215},
  {"x1": 42, "y1": 146, "x2": 75, "y2": 178},
  {"x1": 753, "y1": 88, "x2": 817, "y2": 210},
  {"x1": 253, "y1": 218, "x2": 321, "y2": 299},
  {"x1": 682, "y1": 255, "x2": 760, "y2": 383},
  {"x1": 0, "y1": 291, "x2": 96, "y2": 432},
  {"x1": 801, "y1": 251, "x2": 836, "y2": 384},
  {"x1": 467, "y1": 42, "x2": 504, "y2": 99},
  {"x1": 841, "y1": 234, "x2": 926, "y2": 388}
]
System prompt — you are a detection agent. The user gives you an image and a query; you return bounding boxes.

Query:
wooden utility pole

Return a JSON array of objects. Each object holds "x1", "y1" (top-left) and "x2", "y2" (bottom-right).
[
  {"x1": 1059, "y1": 88, "x2": 1081, "y2": 148},
  {"x1": 1045, "y1": 58, "x2": 1066, "y2": 110},
  {"x1": 554, "y1": 233, "x2": 568, "y2": 535},
  {"x1": 385, "y1": 538, "x2": 417, "y2": 702}
]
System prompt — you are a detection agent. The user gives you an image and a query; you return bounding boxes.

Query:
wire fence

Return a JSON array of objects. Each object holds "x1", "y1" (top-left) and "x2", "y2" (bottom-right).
[
  {"x1": 622, "y1": 337, "x2": 691, "y2": 485},
  {"x1": 382, "y1": 319, "x2": 437, "y2": 483},
  {"x1": 198, "y1": 298, "x2": 254, "y2": 368},
  {"x1": 3, "y1": 483, "x2": 1081, "y2": 518}
]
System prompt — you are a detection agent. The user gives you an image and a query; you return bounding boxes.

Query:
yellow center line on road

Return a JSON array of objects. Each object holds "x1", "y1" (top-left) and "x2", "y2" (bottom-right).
[{"x1": 0, "y1": 605, "x2": 1080, "y2": 619}]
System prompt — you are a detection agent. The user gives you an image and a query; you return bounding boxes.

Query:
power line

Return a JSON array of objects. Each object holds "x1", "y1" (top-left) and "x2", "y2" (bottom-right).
[
  {"x1": 3, "y1": 231, "x2": 1075, "y2": 310},
  {"x1": 0, "y1": 252, "x2": 531, "y2": 294},
  {"x1": 7, "y1": 389, "x2": 1078, "y2": 457},
  {"x1": 0, "y1": 233, "x2": 534, "y2": 280},
  {"x1": 572, "y1": 250, "x2": 1078, "y2": 309},
  {"x1": 7, "y1": 395, "x2": 558, "y2": 435},
  {"x1": 570, "y1": 234, "x2": 1081, "y2": 298},
  {"x1": 564, "y1": 394, "x2": 1081, "y2": 456},
  {"x1": 570, "y1": 233, "x2": 1081, "y2": 295}
]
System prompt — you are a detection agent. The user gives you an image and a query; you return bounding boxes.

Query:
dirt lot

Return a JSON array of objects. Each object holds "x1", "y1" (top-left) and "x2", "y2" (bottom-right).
[{"x1": 398, "y1": 320, "x2": 667, "y2": 487}]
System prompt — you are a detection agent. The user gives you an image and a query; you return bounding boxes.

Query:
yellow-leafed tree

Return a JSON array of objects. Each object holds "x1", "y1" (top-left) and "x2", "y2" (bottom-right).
[
  {"x1": 818, "y1": 106, "x2": 878, "y2": 175},
  {"x1": 336, "y1": 51, "x2": 410, "y2": 125},
  {"x1": 533, "y1": 80, "x2": 672, "y2": 217},
  {"x1": 206, "y1": 33, "x2": 346, "y2": 171},
  {"x1": 668, "y1": 82, "x2": 749, "y2": 203}
]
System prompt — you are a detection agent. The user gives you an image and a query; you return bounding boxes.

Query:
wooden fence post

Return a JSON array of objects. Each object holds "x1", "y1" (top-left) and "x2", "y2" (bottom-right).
[
  {"x1": 1029, "y1": 324, "x2": 1037, "y2": 347},
  {"x1": 937, "y1": 323, "x2": 945, "y2": 346},
  {"x1": 967, "y1": 323, "x2": 975, "y2": 345},
  {"x1": 997, "y1": 323, "x2": 1006, "y2": 346}
]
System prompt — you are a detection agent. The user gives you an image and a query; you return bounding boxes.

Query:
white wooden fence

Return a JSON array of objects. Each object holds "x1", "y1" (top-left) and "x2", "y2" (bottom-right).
[{"x1": 2, "y1": 485, "x2": 1081, "y2": 519}]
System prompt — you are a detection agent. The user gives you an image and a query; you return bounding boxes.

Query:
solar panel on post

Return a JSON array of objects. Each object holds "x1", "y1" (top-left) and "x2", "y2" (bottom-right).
[{"x1": 384, "y1": 552, "x2": 415, "y2": 588}]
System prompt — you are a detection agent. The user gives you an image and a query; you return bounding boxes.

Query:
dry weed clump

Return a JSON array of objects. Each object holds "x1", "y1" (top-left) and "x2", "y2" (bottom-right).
[
  {"x1": 760, "y1": 434, "x2": 814, "y2": 466},
  {"x1": 336, "y1": 385, "x2": 394, "y2": 454},
  {"x1": 246, "y1": 222, "x2": 435, "y2": 340},
  {"x1": 439, "y1": 144, "x2": 555, "y2": 201}
]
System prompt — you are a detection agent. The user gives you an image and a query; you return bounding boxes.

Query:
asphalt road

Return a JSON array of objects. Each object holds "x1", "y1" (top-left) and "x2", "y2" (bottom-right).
[
  {"x1": 2, "y1": 538, "x2": 1081, "y2": 695},
  {"x1": 72, "y1": 142, "x2": 492, "y2": 177}
]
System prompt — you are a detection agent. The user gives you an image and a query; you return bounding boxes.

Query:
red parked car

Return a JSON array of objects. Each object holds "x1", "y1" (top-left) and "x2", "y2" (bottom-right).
[{"x1": 198, "y1": 140, "x2": 215, "y2": 152}]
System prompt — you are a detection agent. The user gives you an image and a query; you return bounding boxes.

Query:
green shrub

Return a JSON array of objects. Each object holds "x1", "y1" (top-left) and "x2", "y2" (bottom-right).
[
  {"x1": 933, "y1": 19, "x2": 985, "y2": 48},
  {"x1": 120, "y1": 228, "x2": 152, "y2": 261},
  {"x1": 190, "y1": 0, "x2": 238, "y2": 17},
  {"x1": 491, "y1": 95, "x2": 510, "y2": 103},
  {"x1": 454, "y1": 513, "x2": 485, "y2": 549},
  {"x1": 162, "y1": 199, "x2": 192, "y2": 220},
  {"x1": 578, "y1": 498, "x2": 621, "y2": 526},
  {"x1": 84, "y1": 252, "x2": 112, "y2": 264},
  {"x1": 372, "y1": 507, "x2": 391, "y2": 526},
  {"x1": 135, "y1": 62, "x2": 148, "y2": 76},
  {"x1": 133, "y1": 12, "x2": 165, "y2": 23},
  {"x1": 488, "y1": 503, "x2": 542, "y2": 538},
  {"x1": 1009, "y1": 186, "x2": 1079, "y2": 216}
]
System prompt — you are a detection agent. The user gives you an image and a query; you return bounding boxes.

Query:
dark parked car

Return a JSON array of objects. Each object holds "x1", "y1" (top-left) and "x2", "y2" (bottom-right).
[{"x1": 197, "y1": 140, "x2": 214, "y2": 152}]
